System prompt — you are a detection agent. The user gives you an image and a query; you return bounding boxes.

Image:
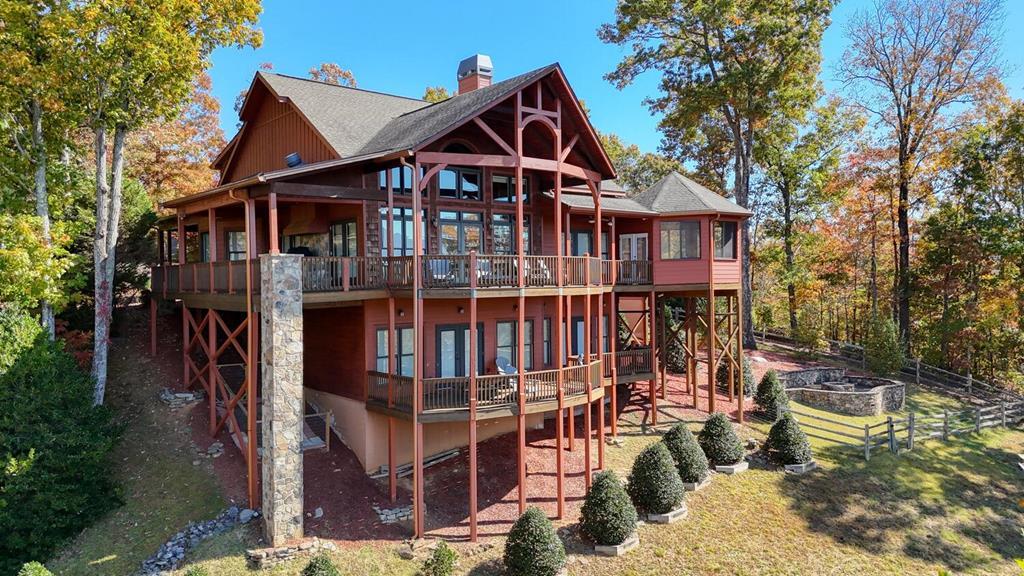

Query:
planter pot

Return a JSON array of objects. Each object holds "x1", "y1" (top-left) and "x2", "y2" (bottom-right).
[
  {"x1": 714, "y1": 460, "x2": 749, "y2": 475},
  {"x1": 784, "y1": 460, "x2": 818, "y2": 474},
  {"x1": 647, "y1": 502, "x2": 688, "y2": 524},
  {"x1": 682, "y1": 477, "x2": 711, "y2": 492},
  {"x1": 594, "y1": 533, "x2": 639, "y2": 557}
]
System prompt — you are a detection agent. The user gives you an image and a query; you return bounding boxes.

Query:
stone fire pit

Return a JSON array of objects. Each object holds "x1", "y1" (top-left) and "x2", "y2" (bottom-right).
[{"x1": 779, "y1": 368, "x2": 904, "y2": 416}]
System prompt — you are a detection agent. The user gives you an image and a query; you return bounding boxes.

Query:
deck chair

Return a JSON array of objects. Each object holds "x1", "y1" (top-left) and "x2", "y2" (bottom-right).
[{"x1": 496, "y1": 356, "x2": 518, "y2": 375}]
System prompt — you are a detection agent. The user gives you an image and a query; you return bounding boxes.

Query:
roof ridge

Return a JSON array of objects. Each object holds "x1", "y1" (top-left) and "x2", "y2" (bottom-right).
[{"x1": 259, "y1": 71, "x2": 429, "y2": 104}]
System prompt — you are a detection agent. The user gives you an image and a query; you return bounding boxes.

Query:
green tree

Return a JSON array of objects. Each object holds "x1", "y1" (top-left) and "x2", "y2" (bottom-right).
[
  {"x1": 839, "y1": 0, "x2": 1003, "y2": 351},
  {"x1": 0, "y1": 0, "x2": 80, "y2": 337},
  {"x1": 422, "y1": 85, "x2": 452, "y2": 103},
  {"x1": 759, "y1": 98, "x2": 862, "y2": 332},
  {"x1": 864, "y1": 316, "x2": 904, "y2": 376},
  {"x1": 600, "y1": 0, "x2": 835, "y2": 348},
  {"x1": 71, "y1": 0, "x2": 262, "y2": 404},
  {"x1": 599, "y1": 131, "x2": 680, "y2": 193}
]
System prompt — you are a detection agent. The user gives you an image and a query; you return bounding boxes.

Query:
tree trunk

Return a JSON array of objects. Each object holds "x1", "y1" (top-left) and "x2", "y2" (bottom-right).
[
  {"x1": 30, "y1": 99, "x2": 55, "y2": 339},
  {"x1": 782, "y1": 185, "x2": 797, "y2": 333},
  {"x1": 897, "y1": 175, "x2": 912, "y2": 352},
  {"x1": 91, "y1": 124, "x2": 128, "y2": 406}
]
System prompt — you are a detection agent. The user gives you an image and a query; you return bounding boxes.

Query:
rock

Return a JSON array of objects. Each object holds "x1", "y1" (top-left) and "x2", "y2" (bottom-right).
[
  {"x1": 746, "y1": 438, "x2": 759, "y2": 450},
  {"x1": 239, "y1": 509, "x2": 256, "y2": 524},
  {"x1": 313, "y1": 507, "x2": 323, "y2": 519}
]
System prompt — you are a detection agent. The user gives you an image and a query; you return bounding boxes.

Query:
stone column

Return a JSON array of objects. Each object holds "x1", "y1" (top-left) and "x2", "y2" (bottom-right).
[{"x1": 260, "y1": 253, "x2": 304, "y2": 546}]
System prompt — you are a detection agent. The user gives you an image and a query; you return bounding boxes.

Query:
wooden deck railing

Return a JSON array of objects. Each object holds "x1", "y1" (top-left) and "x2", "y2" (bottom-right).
[
  {"x1": 152, "y1": 255, "x2": 657, "y2": 296},
  {"x1": 367, "y1": 359, "x2": 604, "y2": 414},
  {"x1": 616, "y1": 347, "x2": 653, "y2": 376}
]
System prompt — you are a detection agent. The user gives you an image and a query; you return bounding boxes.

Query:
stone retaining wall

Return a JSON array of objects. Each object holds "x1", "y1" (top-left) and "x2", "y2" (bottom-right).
[{"x1": 780, "y1": 368, "x2": 905, "y2": 416}]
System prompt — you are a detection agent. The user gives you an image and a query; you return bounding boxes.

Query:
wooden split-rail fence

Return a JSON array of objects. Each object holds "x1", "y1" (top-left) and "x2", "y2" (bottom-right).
[{"x1": 785, "y1": 401, "x2": 1024, "y2": 460}]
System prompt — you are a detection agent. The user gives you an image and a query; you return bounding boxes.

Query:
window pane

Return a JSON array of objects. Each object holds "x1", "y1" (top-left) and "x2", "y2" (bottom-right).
[
  {"x1": 461, "y1": 170, "x2": 480, "y2": 200},
  {"x1": 464, "y1": 225, "x2": 482, "y2": 252},
  {"x1": 439, "y1": 169, "x2": 457, "y2": 197},
  {"x1": 492, "y1": 175, "x2": 511, "y2": 202},
  {"x1": 714, "y1": 221, "x2": 736, "y2": 259},
  {"x1": 681, "y1": 221, "x2": 700, "y2": 258}
]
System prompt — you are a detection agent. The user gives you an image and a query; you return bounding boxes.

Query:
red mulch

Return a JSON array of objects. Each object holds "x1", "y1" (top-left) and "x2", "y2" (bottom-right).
[{"x1": 151, "y1": 305, "x2": 828, "y2": 544}]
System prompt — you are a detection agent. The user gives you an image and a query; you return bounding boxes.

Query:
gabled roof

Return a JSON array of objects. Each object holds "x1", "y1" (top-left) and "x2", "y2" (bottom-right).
[
  {"x1": 256, "y1": 72, "x2": 431, "y2": 157},
  {"x1": 634, "y1": 172, "x2": 752, "y2": 217},
  {"x1": 543, "y1": 191, "x2": 655, "y2": 215}
]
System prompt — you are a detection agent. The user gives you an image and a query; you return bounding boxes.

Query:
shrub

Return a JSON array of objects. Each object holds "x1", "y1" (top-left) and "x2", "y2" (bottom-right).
[
  {"x1": 864, "y1": 316, "x2": 904, "y2": 376},
  {"x1": 716, "y1": 356, "x2": 755, "y2": 397},
  {"x1": 421, "y1": 541, "x2": 457, "y2": 576},
  {"x1": 503, "y1": 507, "x2": 565, "y2": 576},
  {"x1": 302, "y1": 553, "x2": 341, "y2": 576},
  {"x1": 579, "y1": 470, "x2": 637, "y2": 546},
  {"x1": 754, "y1": 370, "x2": 789, "y2": 420},
  {"x1": 0, "y1": 304, "x2": 43, "y2": 375},
  {"x1": 17, "y1": 562, "x2": 53, "y2": 576},
  {"x1": 184, "y1": 567, "x2": 210, "y2": 576},
  {"x1": 626, "y1": 442, "x2": 685, "y2": 515},
  {"x1": 0, "y1": 338, "x2": 120, "y2": 574},
  {"x1": 793, "y1": 305, "x2": 826, "y2": 353},
  {"x1": 697, "y1": 413, "x2": 744, "y2": 466},
  {"x1": 662, "y1": 423, "x2": 709, "y2": 484},
  {"x1": 766, "y1": 413, "x2": 813, "y2": 465}
]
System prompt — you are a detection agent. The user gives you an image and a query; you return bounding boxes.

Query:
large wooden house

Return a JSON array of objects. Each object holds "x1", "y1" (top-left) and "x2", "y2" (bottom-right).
[{"x1": 151, "y1": 55, "x2": 751, "y2": 544}]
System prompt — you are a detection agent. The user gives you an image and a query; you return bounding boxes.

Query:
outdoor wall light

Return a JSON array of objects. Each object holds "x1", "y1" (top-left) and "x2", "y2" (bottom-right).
[
  {"x1": 458, "y1": 306, "x2": 465, "y2": 314},
  {"x1": 398, "y1": 309, "x2": 405, "y2": 317}
]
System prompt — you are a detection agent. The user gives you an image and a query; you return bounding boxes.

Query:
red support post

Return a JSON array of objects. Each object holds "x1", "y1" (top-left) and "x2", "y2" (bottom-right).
[
  {"x1": 208, "y1": 309, "x2": 217, "y2": 435},
  {"x1": 708, "y1": 219, "x2": 717, "y2": 415},
  {"x1": 268, "y1": 192, "x2": 279, "y2": 255},
  {"x1": 411, "y1": 159, "x2": 426, "y2": 538},
  {"x1": 515, "y1": 91, "x2": 528, "y2": 515},
  {"x1": 469, "y1": 252, "x2": 479, "y2": 541},
  {"x1": 566, "y1": 292, "x2": 574, "y2": 452},
  {"x1": 388, "y1": 295, "x2": 397, "y2": 503},
  {"x1": 584, "y1": 255, "x2": 592, "y2": 489},
  {"x1": 649, "y1": 290, "x2": 658, "y2": 426}
]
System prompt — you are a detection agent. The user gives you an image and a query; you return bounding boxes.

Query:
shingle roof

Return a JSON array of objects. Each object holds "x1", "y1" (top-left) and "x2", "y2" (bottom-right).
[
  {"x1": 259, "y1": 64, "x2": 560, "y2": 158},
  {"x1": 258, "y1": 72, "x2": 430, "y2": 157},
  {"x1": 543, "y1": 191, "x2": 656, "y2": 215},
  {"x1": 633, "y1": 172, "x2": 752, "y2": 216},
  {"x1": 358, "y1": 64, "x2": 559, "y2": 155}
]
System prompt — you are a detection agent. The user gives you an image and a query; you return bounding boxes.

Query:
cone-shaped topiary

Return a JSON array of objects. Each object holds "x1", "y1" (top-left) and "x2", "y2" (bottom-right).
[
  {"x1": 662, "y1": 423, "x2": 709, "y2": 484},
  {"x1": 766, "y1": 412, "x2": 813, "y2": 465},
  {"x1": 755, "y1": 370, "x2": 789, "y2": 420},
  {"x1": 716, "y1": 356, "x2": 755, "y2": 397},
  {"x1": 698, "y1": 413, "x2": 745, "y2": 466},
  {"x1": 580, "y1": 470, "x2": 638, "y2": 546},
  {"x1": 627, "y1": 441, "x2": 685, "y2": 515},
  {"x1": 504, "y1": 507, "x2": 566, "y2": 576},
  {"x1": 302, "y1": 553, "x2": 341, "y2": 576}
]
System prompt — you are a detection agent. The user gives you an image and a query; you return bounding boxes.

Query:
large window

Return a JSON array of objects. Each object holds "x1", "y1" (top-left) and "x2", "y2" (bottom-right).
[
  {"x1": 497, "y1": 320, "x2": 534, "y2": 371},
  {"x1": 714, "y1": 221, "x2": 737, "y2": 259},
  {"x1": 376, "y1": 327, "x2": 414, "y2": 376},
  {"x1": 439, "y1": 167, "x2": 481, "y2": 200},
  {"x1": 659, "y1": 221, "x2": 700, "y2": 260},
  {"x1": 226, "y1": 231, "x2": 247, "y2": 261},
  {"x1": 492, "y1": 174, "x2": 529, "y2": 203},
  {"x1": 543, "y1": 318, "x2": 552, "y2": 367},
  {"x1": 438, "y1": 211, "x2": 482, "y2": 254},
  {"x1": 570, "y1": 231, "x2": 609, "y2": 258},
  {"x1": 378, "y1": 165, "x2": 414, "y2": 194},
  {"x1": 380, "y1": 207, "x2": 426, "y2": 257},
  {"x1": 492, "y1": 213, "x2": 531, "y2": 255}
]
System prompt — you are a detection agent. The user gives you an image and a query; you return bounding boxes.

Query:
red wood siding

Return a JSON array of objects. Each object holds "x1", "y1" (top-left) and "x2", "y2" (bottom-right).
[{"x1": 305, "y1": 306, "x2": 366, "y2": 400}]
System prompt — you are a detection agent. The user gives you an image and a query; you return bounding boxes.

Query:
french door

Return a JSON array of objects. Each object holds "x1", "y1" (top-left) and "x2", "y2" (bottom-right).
[
  {"x1": 436, "y1": 323, "x2": 485, "y2": 378},
  {"x1": 619, "y1": 233, "x2": 648, "y2": 261}
]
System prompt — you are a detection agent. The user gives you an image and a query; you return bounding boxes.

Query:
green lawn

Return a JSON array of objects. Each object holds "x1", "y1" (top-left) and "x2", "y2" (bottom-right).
[{"x1": 53, "y1": 323, "x2": 1024, "y2": 575}]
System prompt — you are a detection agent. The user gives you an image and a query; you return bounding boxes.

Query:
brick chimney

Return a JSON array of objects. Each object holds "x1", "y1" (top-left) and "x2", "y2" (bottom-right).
[{"x1": 457, "y1": 54, "x2": 493, "y2": 94}]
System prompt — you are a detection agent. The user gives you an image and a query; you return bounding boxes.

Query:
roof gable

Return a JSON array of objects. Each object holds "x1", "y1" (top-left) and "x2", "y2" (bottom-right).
[{"x1": 634, "y1": 172, "x2": 752, "y2": 217}]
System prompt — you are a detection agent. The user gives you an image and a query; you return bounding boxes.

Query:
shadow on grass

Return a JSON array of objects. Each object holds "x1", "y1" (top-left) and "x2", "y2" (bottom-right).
[{"x1": 783, "y1": 430, "x2": 1024, "y2": 572}]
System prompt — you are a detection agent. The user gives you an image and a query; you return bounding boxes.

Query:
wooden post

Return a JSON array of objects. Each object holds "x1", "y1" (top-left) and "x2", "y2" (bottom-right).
[
  {"x1": 554, "y1": 119, "x2": 565, "y2": 519},
  {"x1": 658, "y1": 296, "x2": 667, "y2": 400},
  {"x1": 208, "y1": 309, "x2": 217, "y2": 436},
  {"x1": 737, "y1": 290, "x2": 745, "y2": 423},
  {"x1": 468, "y1": 254, "x2": 478, "y2": 541},
  {"x1": 208, "y1": 207, "x2": 218, "y2": 292},
  {"x1": 567, "y1": 292, "x2": 574, "y2": 452},
  {"x1": 967, "y1": 373, "x2": 973, "y2": 396},
  {"x1": 387, "y1": 296, "x2": 397, "y2": 503},
  {"x1": 974, "y1": 406, "x2": 981, "y2": 433},
  {"x1": 727, "y1": 296, "x2": 735, "y2": 403},
  {"x1": 515, "y1": 91, "x2": 527, "y2": 515},
  {"x1": 907, "y1": 412, "x2": 915, "y2": 450},
  {"x1": 915, "y1": 358, "x2": 921, "y2": 384},
  {"x1": 268, "y1": 192, "x2": 279, "y2": 255},
  {"x1": 942, "y1": 409, "x2": 950, "y2": 440},
  {"x1": 182, "y1": 304, "x2": 190, "y2": 390},
  {"x1": 687, "y1": 297, "x2": 697, "y2": 408},
  {"x1": 887, "y1": 416, "x2": 895, "y2": 454},
  {"x1": 583, "y1": 254, "x2": 593, "y2": 489},
  {"x1": 609, "y1": 290, "x2": 618, "y2": 439},
  {"x1": 648, "y1": 290, "x2": 658, "y2": 426},
  {"x1": 1001, "y1": 402, "x2": 1007, "y2": 427},
  {"x1": 411, "y1": 160, "x2": 425, "y2": 538},
  {"x1": 243, "y1": 194, "x2": 259, "y2": 509},
  {"x1": 863, "y1": 424, "x2": 871, "y2": 461}
]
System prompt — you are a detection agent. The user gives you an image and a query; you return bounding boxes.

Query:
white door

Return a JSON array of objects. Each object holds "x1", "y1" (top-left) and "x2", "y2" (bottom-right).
[{"x1": 619, "y1": 233, "x2": 648, "y2": 260}]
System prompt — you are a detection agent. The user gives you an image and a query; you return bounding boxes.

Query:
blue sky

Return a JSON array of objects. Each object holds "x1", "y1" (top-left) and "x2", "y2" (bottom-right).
[{"x1": 208, "y1": 0, "x2": 1024, "y2": 154}]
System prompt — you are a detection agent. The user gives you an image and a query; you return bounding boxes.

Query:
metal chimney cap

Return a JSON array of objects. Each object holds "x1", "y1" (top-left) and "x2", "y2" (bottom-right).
[{"x1": 457, "y1": 54, "x2": 493, "y2": 80}]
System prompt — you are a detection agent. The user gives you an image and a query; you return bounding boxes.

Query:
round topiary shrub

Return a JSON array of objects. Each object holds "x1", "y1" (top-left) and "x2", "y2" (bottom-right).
[
  {"x1": 503, "y1": 507, "x2": 565, "y2": 576},
  {"x1": 626, "y1": 442, "x2": 685, "y2": 515},
  {"x1": 755, "y1": 370, "x2": 789, "y2": 420},
  {"x1": 698, "y1": 413, "x2": 744, "y2": 466},
  {"x1": 716, "y1": 356, "x2": 755, "y2": 397},
  {"x1": 766, "y1": 412, "x2": 813, "y2": 465},
  {"x1": 421, "y1": 541, "x2": 458, "y2": 576},
  {"x1": 662, "y1": 423, "x2": 709, "y2": 484},
  {"x1": 302, "y1": 553, "x2": 341, "y2": 576},
  {"x1": 579, "y1": 470, "x2": 638, "y2": 546}
]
